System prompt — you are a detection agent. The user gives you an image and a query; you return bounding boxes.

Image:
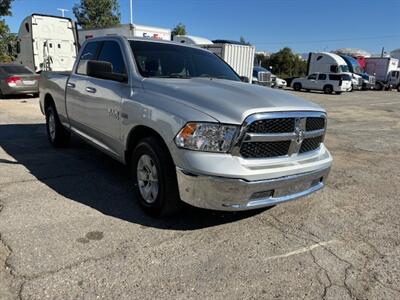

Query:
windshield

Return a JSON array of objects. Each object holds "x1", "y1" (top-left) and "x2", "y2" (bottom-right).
[
  {"x1": 339, "y1": 65, "x2": 350, "y2": 73},
  {"x1": 129, "y1": 41, "x2": 240, "y2": 81},
  {"x1": 0, "y1": 65, "x2": 33, "y2": 74}
]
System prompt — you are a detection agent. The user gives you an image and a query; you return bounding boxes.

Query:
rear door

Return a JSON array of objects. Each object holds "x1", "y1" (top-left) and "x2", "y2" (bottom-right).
[
  {"x1": 316, "y1": 73, "x2": 327, "y2": 90},
  {"x1": 66, "y1": 41, "x2": 101, "y2": 134}
]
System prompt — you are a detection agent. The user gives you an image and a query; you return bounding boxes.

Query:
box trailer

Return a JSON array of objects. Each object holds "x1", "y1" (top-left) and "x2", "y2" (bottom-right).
[
  {"x1": 365, "y1": 57, "x2": 399, "y2": 90},
  {"x1": 79, "y1": 23, "x2": 171, "y2": 45},
  {"x1": 173, "y1": 36, "x2": 255, "y2": 82},
  {"x1": 15, "y1": 14, "x2": 78, "y2": 72}
]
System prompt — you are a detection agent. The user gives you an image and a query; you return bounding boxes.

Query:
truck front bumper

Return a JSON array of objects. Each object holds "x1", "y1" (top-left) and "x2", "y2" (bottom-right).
[{"x1": 176, "y1": 166, "x2": 331, "y2": 211}]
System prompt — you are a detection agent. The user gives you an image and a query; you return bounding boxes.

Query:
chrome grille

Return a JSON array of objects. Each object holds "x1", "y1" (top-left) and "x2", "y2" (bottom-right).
[
  {"x1": 233, "y1": 112, "x2": 326, "y2": 159},
  {"x1": 258, "y1": 72, "x2": 271, "y2": 83}
]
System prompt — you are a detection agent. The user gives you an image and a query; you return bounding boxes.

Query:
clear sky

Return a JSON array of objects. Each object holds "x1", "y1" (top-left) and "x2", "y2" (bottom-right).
[{"x1": 4, "y1": 0, "x2": 400, "y2": 54}]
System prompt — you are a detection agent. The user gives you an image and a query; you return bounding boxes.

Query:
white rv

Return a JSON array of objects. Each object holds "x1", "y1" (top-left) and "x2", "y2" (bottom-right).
[
  {"x1": 78, "y1": 23, "x2": 171, "y2": 45},
  {"x1": 307, "y1": 52, "x2": 363, "y2": 90},
  {"x1": 173, "y1": 35, "x2": 255, "y2": 82},
  {"x1": 15, "y1": 14, "x2": 78, "y2": 72}
]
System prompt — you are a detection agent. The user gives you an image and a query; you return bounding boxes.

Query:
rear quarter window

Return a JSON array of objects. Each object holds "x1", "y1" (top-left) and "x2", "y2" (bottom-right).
[{"x1": 328, "y1": 74, "x2": 341, "y2": 81}]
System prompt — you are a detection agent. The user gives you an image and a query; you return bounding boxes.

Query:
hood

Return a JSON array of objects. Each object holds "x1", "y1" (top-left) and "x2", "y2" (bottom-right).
[{"x1": 142, "y1": 78, "x2": 324, "y2": 124}]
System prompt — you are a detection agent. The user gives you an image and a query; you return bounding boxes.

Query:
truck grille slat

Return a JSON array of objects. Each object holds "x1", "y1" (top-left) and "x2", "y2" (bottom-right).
[
  {"x1": 247, "y1": 118, "x2": 295, "y2": 133},
  {"x1": 240, "y1": 141, "x2": 291, "y2": 158},
  {"x1": 236, "y1": 113, "x2": 326, "y2": 159}
]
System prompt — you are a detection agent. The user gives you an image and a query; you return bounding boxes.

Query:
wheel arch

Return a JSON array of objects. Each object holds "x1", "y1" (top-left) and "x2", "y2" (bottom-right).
[{"x1": 125, "y1": 125, "x2": 172, "y2": 165}]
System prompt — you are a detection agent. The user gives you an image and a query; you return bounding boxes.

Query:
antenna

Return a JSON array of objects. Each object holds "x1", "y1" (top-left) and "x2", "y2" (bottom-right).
[{"x1": 57, "y1": 8, "x2": 69, "y2": 17}]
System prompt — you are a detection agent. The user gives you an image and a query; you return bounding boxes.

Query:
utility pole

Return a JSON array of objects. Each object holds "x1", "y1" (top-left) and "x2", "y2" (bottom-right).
[
  {"x1": 57, "y1": 8, "x2": 69, "y2": 17},
  {"x1": 381, "y1": 47, "x2": 385, "y2": 57},
  {"x1": 130, "y1": 0, "x2": 133, "y2": 24}
]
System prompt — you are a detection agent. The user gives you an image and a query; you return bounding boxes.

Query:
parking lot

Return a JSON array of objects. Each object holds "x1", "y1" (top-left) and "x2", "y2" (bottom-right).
[{"x1": 0, "y1": 90, "x2": 399, "y2": 299}]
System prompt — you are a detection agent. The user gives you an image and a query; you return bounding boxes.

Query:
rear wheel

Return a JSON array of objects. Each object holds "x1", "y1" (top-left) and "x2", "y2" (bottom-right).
[
  {"x1": 375, "y1": 82, "x2": 384, "y2": 91},
  {"x1": 397, "y1": 84, "x2": 400, "y2": 92},
  {"x1": 131, "y1": 136, "x2": 181, "y2": 217},
  {"x1": 45, "y1": 104, "x2": 70, "y2": 147},
  {"x1": 293, "y1": 83, "x2": 302, "y2": 91},
  {"x1": 323, "y1": 85, "x2": 333, "y2": 94}
]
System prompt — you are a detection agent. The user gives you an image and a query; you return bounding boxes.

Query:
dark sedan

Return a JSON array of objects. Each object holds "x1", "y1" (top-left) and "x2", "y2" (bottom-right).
[{"x1": 0, "y1": 64, "x2": 39, "y2": 98}]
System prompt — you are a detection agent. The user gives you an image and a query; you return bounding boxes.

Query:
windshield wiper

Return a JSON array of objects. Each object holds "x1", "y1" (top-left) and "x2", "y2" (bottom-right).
[
  {"x1": 197, "y1": 74, "x2": 228, "y2": 79},
  {"x1": 154, "y1": 74, "x2": 191, "y2": 79}
]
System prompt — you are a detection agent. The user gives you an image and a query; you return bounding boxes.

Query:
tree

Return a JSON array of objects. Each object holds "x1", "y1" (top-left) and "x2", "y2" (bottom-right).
[
  {"x1": 73, "y1": 0, "x2": 120, "y2": 29},
  {"x1": 171, "y1": 23, "x2": 186, "y2": 37},
  {"x1": 239, "y1": 36, "x2": 251, "y2": 45},
  {"x1": 262, "y1": 47, "x2": 307, "y2": 78},
  {"x1": 0, "y1": 0, "x2": 14, "y2": 62},
  {"x1": 0, "y1": 0, "x2": 13, "y2": 16}
]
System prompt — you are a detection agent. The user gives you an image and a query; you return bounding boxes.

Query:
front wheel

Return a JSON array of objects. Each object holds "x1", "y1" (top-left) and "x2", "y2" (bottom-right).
[
  {"x1": 131, "y1": 137, "x2": 181, "y2": 217},
  {"x1": 45, "y1": 104, "x2": 70, "y2": 147},
  {"x1": 397, "y1": 85, "x2": 400, "y2": 92},
  {"x1": 293, "y1": 83, "x2": 302, "y2": 91}
]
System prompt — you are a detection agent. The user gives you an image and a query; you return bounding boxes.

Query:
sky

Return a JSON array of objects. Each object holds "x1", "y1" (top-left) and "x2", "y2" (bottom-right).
[{"x1": 4, "y1": 0, "x2": 400, "y2": 55}]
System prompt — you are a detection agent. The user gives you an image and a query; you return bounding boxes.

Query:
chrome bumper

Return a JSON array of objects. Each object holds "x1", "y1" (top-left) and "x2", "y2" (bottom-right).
[{"x1": 176, "y1": 166, "x2": 331, "y2": 211}]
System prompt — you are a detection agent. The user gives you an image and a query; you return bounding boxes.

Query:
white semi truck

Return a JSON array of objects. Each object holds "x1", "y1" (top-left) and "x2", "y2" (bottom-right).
[
  {"x1": 364, "y1": 57, "x2": 400, "y2": 91},
  {"x1": 78, "y1": 23, "x2": 171, "y2": 45},
  {"x1": 307, "y1": 52, "x2": 363, "y2": 91},
  {"x1": 14, "y1": 14, "x2": 78, "y2": 72},
  {"x1": 173, "y1": 35, "x2": 255, "y2": 82}
]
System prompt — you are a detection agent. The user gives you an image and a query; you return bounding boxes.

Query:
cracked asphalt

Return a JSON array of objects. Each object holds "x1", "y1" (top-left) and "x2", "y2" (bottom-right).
[{"x1": 0, "y1": 90, "x2": 399, "y2": 299}]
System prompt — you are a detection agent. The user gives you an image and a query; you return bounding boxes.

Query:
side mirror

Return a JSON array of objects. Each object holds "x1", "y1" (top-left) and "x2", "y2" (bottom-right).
[
  {"x1": 240, "y1": 76, "x2": 249, "y2": 83},
  {"x1": 86, "y1": 60, "x2": 127, "y2": 82}
]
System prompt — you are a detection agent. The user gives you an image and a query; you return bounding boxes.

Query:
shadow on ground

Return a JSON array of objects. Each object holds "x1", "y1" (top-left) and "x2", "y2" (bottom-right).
[{"x1": 0, "y1": 123, "x2": 265, "y2": 230}]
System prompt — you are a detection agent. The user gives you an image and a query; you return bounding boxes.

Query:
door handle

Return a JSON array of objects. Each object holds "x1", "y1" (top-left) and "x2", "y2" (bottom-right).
[
  {"x1": 85, "y1": 87, "x2": 97, "y2": 93},
  {"x1": 67, "y1": 82, "x2": 75, "y2": 88}
]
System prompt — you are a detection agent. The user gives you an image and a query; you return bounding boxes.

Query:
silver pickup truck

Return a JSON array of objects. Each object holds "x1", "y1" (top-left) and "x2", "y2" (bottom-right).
[{"x1": 40, "y1": 36, "x2": 332, "y2": 216}]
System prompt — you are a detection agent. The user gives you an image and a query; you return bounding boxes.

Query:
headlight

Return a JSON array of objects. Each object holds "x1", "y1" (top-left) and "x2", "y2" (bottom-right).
[{"x1": 174, "y1": 122, "x2": 238, "y2": 152}]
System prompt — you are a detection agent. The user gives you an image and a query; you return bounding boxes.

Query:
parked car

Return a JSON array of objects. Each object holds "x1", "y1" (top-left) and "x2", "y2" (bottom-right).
[
  {"x1": 0, "y1": 64, "x2": 39, "y2": 98},
  {"x1": 40, "y1": 36, "x2": 332, "y2": 216},
  {"x1": 272, "y1": 76, "x2": 287, "y2": 88},
  {"x1": 292, "y1": 73, "x2": 352, "y2": 94}
]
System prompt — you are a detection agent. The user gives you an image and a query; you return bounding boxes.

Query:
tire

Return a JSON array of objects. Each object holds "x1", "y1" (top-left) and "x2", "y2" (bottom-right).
[
  {"x1": 335, "y1": 91, "x2": 342, "y2": 95},
  {"x1": 323, "y1": 85, "x2": 333, "y2": 94},
  {"x1": 375, "y1": 82, "x2": 384, "y2": 91},
  {"x1": 397, "y1": 85, "x2": 400, "y2": 92},
  {"x1": 131, "y1": 136, "x2": 181, "y2": 217},
  {"x1": 349, "y1": 85, "x2": 354, "y2": 92},
  {"x1": 293, "y1": 83, "x2": 302, "y2": 91},
  {"x1": 45, "y1": 104, "x2": 70, "y2": 147}
]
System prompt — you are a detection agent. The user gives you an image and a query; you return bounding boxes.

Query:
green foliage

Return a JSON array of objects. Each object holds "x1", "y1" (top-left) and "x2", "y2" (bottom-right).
[
  {"x1": 73, "y1": 0, "x2": 121, "y2": 29},
  {"x1": 239, "y1": 36, "x2": 251, "y2": 45},
  {"x1": 171, "y1": 23, "x2": 186, "y2": 37},
  {"x1": 0, "y1": 0, "x2": 15, "y2": 63},
  {"x1": 261, "y1": 47, "x2": 307, "y2": 78},
  {"x1": 0, "y1": 0, "x2": 13, "y2": 17}
]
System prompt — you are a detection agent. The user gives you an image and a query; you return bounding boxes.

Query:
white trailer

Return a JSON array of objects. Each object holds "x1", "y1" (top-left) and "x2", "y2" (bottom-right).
[
  {"x1": 15, "y1": 14, "x2": 78, "y2": 72},
  {"x1": 365, "y1": 57, "x2": 400, "y2": 90},
  {"x1": 173, "y1": 35, "x2": 255, "y2": 82},
  {"x1": 79, "y1": 23, "x2": 171, "y2": 45}
]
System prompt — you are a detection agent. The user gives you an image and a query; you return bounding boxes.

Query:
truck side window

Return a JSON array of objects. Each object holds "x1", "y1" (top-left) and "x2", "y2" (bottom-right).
[
  {"x1": 76, "y1": 42, "x2": 99, "y2": 75},
  {"x1": 97, "y1": 41, "x2": 127, "y2": 75}
]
